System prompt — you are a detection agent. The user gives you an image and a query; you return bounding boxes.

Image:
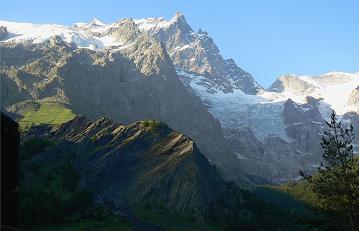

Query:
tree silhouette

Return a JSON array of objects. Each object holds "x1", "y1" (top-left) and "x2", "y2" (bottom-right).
[{"x1": 300, "y1": 110, "x2": 359, "y2": 231}]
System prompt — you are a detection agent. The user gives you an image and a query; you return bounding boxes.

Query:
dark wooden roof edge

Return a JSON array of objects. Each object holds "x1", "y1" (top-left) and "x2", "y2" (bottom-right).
[{"x1": 1, "y1": 111, "x2": 19, "y2": 127}]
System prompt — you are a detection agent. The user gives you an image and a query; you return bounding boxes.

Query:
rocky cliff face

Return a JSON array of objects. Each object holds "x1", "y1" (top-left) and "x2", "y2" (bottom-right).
[
  {"x1": 283, "y1": 97, "x2": 324, "y2": 152},
  {"x1": 135, "y1": 13, "x2": 262, "y2": 95},
  {"x1": 269, "y1": 74, "x2": 316, "y2": 94},
  {"x1": 0, "y1": 26, "x2": 8, "y2": 40},
  {"x1": 348, "y1": 86, "x2": 359, "y2": 110}
]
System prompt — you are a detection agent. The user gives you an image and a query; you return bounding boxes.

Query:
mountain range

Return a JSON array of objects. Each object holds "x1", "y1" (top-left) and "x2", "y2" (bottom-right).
[{"x1": 1, "y1": 12, "x2": 358, "y2": 185}]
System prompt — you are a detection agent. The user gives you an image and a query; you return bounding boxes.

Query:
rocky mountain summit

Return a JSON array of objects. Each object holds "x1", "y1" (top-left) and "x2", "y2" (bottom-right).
[{"x1": 135, "y1": 12, "x2": 262, "y2": 95}]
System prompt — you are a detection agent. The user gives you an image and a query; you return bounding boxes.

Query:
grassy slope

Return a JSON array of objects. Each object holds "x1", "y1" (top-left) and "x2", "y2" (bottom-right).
[
  {"x1": 19, "y1": 101, "x2": 76, "y2": 131},
  {"x1": 254, "y1": 157, "x2": 359, "y2": 231},
  {"x1": 276, "y1": 181, "x2": 318, "y2": 205},
  {"x1": 260, "y1": 156, "x2": 359, "y2": 208},
  {"x1": 254, "y1": 183, "x2": 315, "y2": 214}
]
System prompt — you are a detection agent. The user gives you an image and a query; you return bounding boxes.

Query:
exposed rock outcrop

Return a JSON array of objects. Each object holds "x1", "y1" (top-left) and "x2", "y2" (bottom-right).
[
  {"x1": 0, "y1": 26, "x2": 8, "y2": 40},
  {"x1": 135, "y1": 13, "x2": 262, "y2": 94}
]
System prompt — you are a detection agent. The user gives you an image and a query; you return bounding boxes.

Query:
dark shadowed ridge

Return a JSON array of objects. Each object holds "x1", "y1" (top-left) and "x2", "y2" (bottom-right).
[{"x1": 24, "y1": 116, "x2": 227, "y2": 219}]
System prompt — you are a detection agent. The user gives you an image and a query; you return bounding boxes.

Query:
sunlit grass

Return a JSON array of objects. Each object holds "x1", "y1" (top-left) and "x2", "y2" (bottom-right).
[{"x1": 19, "y1": 101, "x2": 75, "y2": 131}]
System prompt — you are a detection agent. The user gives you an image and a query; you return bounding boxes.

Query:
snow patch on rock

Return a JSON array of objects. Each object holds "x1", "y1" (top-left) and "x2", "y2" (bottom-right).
[
  {"x1": 177, "y1": 68, "x2": 291, "y2": 142},
  {"x1": 0, "y1": 20, "x2": 123, "y2": 50}
]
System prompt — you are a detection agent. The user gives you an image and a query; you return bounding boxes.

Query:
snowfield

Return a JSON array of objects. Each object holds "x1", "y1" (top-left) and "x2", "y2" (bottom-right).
[
  {"x1": 0, "y1": 19, "x2": 122, "y2": 50},
  {"x1": 0, "y1": 15, "x2": 183, "y2": 50},
  {"x1": 263, "y1": 72, "x2": 359, "y2": 116},
  {"x1": 176, "y1": 68, "x2": 291, "y2": 142},
  {"x1": 177, "y1": 68, "x2": 359, "y2": 141}
]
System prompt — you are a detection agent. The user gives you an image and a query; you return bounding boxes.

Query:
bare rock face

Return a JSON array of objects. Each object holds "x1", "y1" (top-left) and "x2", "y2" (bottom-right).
[
  {"x1": 227, "y1": 96, "x2": 331, "y2": 183},
  {"x1": 0, "y1": 26, "x2": 8, "y2": 40},
  {"x1": 225, "y1": 127, "x2": 304, "y2": 184},
  {"x1": 224, "y1": 59, "x2": 261, "y2": 94},
  {"x1": 269, "y1": 74, "x2": 316, "y2": 94},
  {"x1": 343, "y1": 112, "x2": 359, "y2": 150},
  {"x1": 135, "y1": 13, "x2": 262, "y2": 95},
  {"x1": 283, "y1": 98, "x2": 324, "y2": 156},
  {"x1": 348, "y1": 86, "x2": 359, "y2": 107}
]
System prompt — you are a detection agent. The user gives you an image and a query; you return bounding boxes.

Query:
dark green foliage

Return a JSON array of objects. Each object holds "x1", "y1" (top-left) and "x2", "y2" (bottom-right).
[
  {"x1": 19, "y1": 142, "x2": 92, "y2": 227},
  {"x1": 67, "y1": 190, "x2": 93, "y2": 212},
  {"x1": 240, "y1": 189, "x2": 309, "y2": 231},
  {"x1": 21, "y1": 138, "x2": 54, "y2": 161},
  {"x1": 141, "y1": 120, "x2": 164, "y2": 128},
  {"x1": 254, "y1": 186, "x2": 309, "y2": 214},
  {"x1": 62, "y1": 160, "x2": 80, "y2": 191},
  {"x1": 81, "y1": 207, "x2": 112, "y2": 222},
  {"x1": 210, "y1": 182, "x2": 308, "y2": 231},
  {"x1": 18, "y1": 137, "x2": 132, "y2": 230},
  {"x1": 296, "y1": 208, "x2": 349, "y2": 231},
  {"x1": 19, "y1": 164, "x2": 92, "y2": 226},
  {"x1": 141, "y1": 120, "x2": 170, "y2": 135},
  {"x1": 20, "y1": 187, "x2": 61, "y2": 225},
  {"x1": 300, "y1": 110, "x2": 359, "y2": 231}
]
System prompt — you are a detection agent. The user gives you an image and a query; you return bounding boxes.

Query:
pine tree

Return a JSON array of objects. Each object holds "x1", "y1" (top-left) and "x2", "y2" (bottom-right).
[{"x1": 301, "y1": 110, "x2": 359, "y2": 231}]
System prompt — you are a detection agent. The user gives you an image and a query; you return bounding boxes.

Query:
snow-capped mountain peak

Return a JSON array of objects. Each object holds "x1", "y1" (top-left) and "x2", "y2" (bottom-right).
[
  {"x1": 133, "y1": 13, "x2": 262, "y2": 95},
  {"x1": 1, "y1": 14, "x2": 260, "y2": 95},
  {"x1": 88, "y1": 18, "x2": 105, "y2": 27},
  {"x1": 134, "y1": 11, "x2": 191, "y2": 33},
  {"x1": 173, "y1": 11, "x2": 185, "y2": 21},
  {"x1": 266, "y1": 72, "x2": 359, "y2": 115}
]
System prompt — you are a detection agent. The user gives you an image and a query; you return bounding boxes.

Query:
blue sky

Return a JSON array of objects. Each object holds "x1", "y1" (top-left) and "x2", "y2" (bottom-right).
[{"x1": 1, "y1": 0, "x2": 358, "y2": 87}]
